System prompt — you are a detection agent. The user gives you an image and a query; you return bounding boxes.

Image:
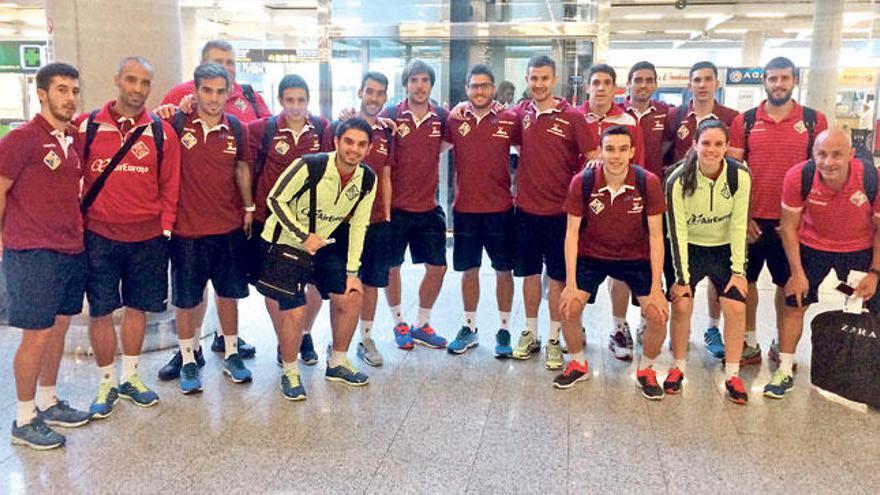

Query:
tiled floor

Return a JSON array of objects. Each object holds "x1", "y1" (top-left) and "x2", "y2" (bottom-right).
[{"x1": 1, "y1": 255, "x2": 878, "y2": 494}]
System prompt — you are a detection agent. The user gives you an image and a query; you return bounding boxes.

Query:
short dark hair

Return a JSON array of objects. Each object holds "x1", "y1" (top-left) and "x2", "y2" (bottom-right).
[
  {"x1": 361, "y1": 71, "x2": 389, "y2": 91},
  {"x1": 467, "y1": 64, "x2": 495, "y2": 85},
  {"x1": 401, "y1": 59, "x2": 435, "y2": 87},
  {"x1": 764, "y1": 56, "x2": 798, "y2": 80},
  {"x1": 278, "y1": 74, "x2": 310, "y2": 100},
  {"x1": 601, "y1": 125, "x2": 633, "y2": 146},
  {"x1": 201, "y1": 40, "x2": 233, "y2": 61},
  {"x1": 627, "y1": 61, "x2": 657, "y2": 84},
  {"x1": 193, "y1": 63, "x2": 230, "y2": 89},
  {"x1": 527, "y1": 55, "x2": 556, "y2": 75},
  {"x1": 335, "y1": 117, "x2": 374, "y2": 144},
  {"x1": 689, "y1": 61, "x2": 718, "y2": 79},
  {"x1": 497, "y1": 80, "x2": 515, "y2": 93},
  {"x1": 588, "y1": 63, "x2": 616, "y2": 85},
  {"x1": 36, "y1": 62, "x2": 79, "y2": 91}
]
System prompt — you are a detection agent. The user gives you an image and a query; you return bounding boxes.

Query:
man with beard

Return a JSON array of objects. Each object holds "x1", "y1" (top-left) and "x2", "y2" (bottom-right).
[
  {"x1": 727, "y1": 57, "x2": 828, "y2": 368},
  {"x1": 77, "y1": 57, "x2": 181, "y2": 418},
  {"x1": 1, "y1": 63, "x2": 91, "y2": 449}
]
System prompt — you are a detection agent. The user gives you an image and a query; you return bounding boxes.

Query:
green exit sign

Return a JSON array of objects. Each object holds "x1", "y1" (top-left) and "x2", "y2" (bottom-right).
[{"x1": 19, "y1": 45, "x2": 42, "y2": 70}]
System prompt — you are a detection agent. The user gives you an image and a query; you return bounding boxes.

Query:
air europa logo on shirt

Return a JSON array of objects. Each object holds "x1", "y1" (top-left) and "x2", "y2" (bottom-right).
[
  {"x1": 686, "y1": 212, "x2": 731, "y2": 226},
  {"x1": 90, "y1": 159, "x2": 149, "y2": 174},
  {"x1": 299, "y1": 207, "x2": 345, "y2": 223}
]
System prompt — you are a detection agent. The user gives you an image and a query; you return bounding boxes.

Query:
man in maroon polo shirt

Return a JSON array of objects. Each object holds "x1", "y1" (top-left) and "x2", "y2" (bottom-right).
[
  {"x1": 158, "y1": 63, "x2": 255, "y2": 393},
  {"x1": 77, "y1": 56, "x2": 181, "y2": 417},
  {"x1": 728, "y1": 56, "x2": 828, "y2": 368},
  {"x1": 162, "y1": 39, "x2": 270, "y2": 123},
  {"x1": 510, "y1": 55, "x2": 597, "y2": 367},
  {"x1": 1, "y1": 63, "x2": 91, "y2": 450},
  {"x1": 381, "y1": 59, "x2": 450, "y2": 350},
  {"x1": 579, "y1": 63, "x2": 647, "y2": 362},
  {"x1": 444, "y1": 64, "x2": 519, "y2": 357},
  {"x1": 663, "y1": 60, "x2": 739, "y2": 359},
  {"x1": 246, "y1": 74, "x2": 329, "y2": 366},
  {"x1": 555, "y1": 125, "x2": 667, "y2": 394}
]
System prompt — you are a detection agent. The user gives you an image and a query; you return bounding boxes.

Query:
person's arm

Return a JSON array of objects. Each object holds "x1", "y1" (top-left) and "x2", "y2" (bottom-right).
[
  {"x1": 726, "y1": 114, "x2": 746, "y2": 161},
  {"x1": 381, "y1": 165, "x2": 392, "y2": 222},
  {"x1": 345, "y1": 174, "x2": 378, "y2": 274},
  {"x1": 158, "y1": 122, "x2": 181, "y2": 236},
  {"x1": 728, "y1": 168, "x2": 751, "y2": 275},
  {"x1": 633, "y1": 125, "x2": 646, "y2": 167},
  {"x1": 235, "y1": 160, "x2": 254, "y2": 237},
  {"x1": 780, "y1": 207, "x2": 808, "y2": 306},
  {"x1": 0, "y1": 176, "x2": 12, "y2": 258},
  {"x1": 645, "y1": 212, "x2": 669, "y2": 321},
  {"x1": 266, "y1": 158, "x2": 312, "y2": 242}
]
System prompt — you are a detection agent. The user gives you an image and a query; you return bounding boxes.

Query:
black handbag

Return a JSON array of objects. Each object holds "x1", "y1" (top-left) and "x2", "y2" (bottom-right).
[{"x1": 810, "y1": 310, "x2": 880, "y2": 407}]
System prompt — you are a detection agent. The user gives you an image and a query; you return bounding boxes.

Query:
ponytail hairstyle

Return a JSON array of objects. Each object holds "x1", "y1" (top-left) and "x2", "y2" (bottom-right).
[{"x1": 678, "y1": 118, "x2": 729, "y2": 197}]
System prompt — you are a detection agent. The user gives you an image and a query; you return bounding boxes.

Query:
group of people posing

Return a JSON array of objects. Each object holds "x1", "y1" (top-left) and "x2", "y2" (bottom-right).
[{"x1": 3, "y1": 39, "x2": 878, "y2": 451}]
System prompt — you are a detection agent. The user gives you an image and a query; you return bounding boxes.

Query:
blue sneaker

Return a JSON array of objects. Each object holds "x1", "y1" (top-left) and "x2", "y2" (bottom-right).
[
  {"x1": 300, "y1": 333, "x2": 319, "y2": 365},
  {"x1": 393, "y1": 322, "x2": 415, "y2": 349},
  {"x1": 38, "y1": 400, "x2": 90, "y2": 428},
  {"x1": 180, "y1": 363, "x2": 202, "y2": 394},
  {"x1": 11, "y1": 418, "x2": 65, "y2": 450},
  {"x1": 325, "y1": 358, "x2": 370, "y2": 386},
  {"x1": 411, "y1": 323, "x2": 447, "y2": 349},
  {"x1": 223, "y1": 353, "x2": 253, "y2": 383},
  {"x1": 448, "y1": 326, "x2": 479, "y2": 354},
  {"x1": 704, "y1": 326, "x2": 725, "y2": 358},
  {"x1": 494, "y1": 329, "x2": 513, "y2": 358},
  {"x1": 89, "y1": 382, "x2": 119, "y2": 419},
  {"x1": 118, "y1": 374, "x2": 160, "y2": 407},
  {"x1": 763, "y1": 369, "x2": 795, "y2": 399},
  {"x1": 280, "y1": 369, "x2": 307, "y2": 401}
]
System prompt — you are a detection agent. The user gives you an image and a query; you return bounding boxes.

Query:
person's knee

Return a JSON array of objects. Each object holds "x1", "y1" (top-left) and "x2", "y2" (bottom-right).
[
  {"x1": 723, "y1": 300, "x2": 746, "y2": 318},
  {"x1": 427, "y1": 264, "x2": 447, "y2": 278}
]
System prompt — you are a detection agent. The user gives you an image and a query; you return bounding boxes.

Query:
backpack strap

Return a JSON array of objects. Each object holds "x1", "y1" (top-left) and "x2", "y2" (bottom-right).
[
  {"x1": 800, "y1": 159, "x2": 817, "y2": 202},
  {"x1": 171, "y1": 110, "x2": 187, "y2": 137},
  {"x1": 308, "y1": 115, "x2": 326, "y2": 143},
  {"x1": 802, "y1": 107, "x2": 818, "y2": 158},
  {"x1": 227, "y1": 114, "x2": 244, "y2": 151},
  {"x1": 150, "y1": 114, "x2": 164, "y2": 175},
  {"x1": 725, "y1": 157, "x2": 740, "y2": 197},
  {"x1": 433, "y1": 103, "x2": 448, "y2": 137},
  {"x1": 342, "y1": 164, "x2": 377, "y2": 223},
  {"x1": 633, "y1": 165, "x2": 649, "y2": 230},
  {"x1": 742, "y1": 107, "x2": 758, "y2": 162},
  {"x1": 292, "y1": 153, "x2": 329, "y2": 234},
  {"x1": 240, "y1": 84, "x2": 262, "y2": 118},
  {"x1": 862, "y1": 158, "x2": 879, "y2": 207},
  {"x1": 580, "y1": 167, "x2": 596, "y2": 223},
  {"x1": 255, "y1": 117, "x2": 278, "y2": 177},
  {"x1": 82, "y1": 109, "x2": 100, "y2": 164}
]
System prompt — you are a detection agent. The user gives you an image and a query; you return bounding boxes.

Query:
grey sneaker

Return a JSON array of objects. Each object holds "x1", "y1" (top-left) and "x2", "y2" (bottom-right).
[
  {"x1": 545, "y1": 339, "x2": 564, "y2": 370},
  {"x1": 357, "y1": 338, "x2": 384, "y2": 367},
  {"x1": 37, "y1": 400, "x2": 90, "y2": 428},
  {"x1": 11, "y1": 418, "x2": 65, "y2": 450}
]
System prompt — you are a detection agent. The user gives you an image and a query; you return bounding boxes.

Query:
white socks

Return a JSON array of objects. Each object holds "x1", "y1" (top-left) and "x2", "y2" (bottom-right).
[
  {"x1": 99, "y1": 364, "x2": 116, "y2": 385},
  {"x1": 417, "y1": 307, "x2": 431, "y2": 327},
  {"x1": 708, "y1": 317, "x2": 720, "y2": 329},
  {"x1": 330, "y1": 350, "x2": 347, "y2": 368},
  {"x1": 613, "y1": 316, "x2": 627, "y2": 329},
  {"x1": 779, "y1": 353, "x2": 795, "y2": 375},
  {"x1": 390, "y1": 305, "x2": 405, "y2": 324},
  {"x1": 16, "y1": 400, "x2": 36, "y2": 426},
  {"x1": 36, "y1": 385, "x2": 57, "y2": 411},
  {"x1": 549, "y1": 320, "x2": 561, "y2": 342},
  {"x1": 499, "y1": 311, "x2": 510, "y2": 330},
  {"x1": 464, "y1": 311, "x2": 476, "y2": 330},
  {"x1": 360, "y1": 320, "x2": 373, "y2": 340},
  {"x1": 640, "y1": 356, "x2": 656, "y2": 369},
  {"x1": 121, "y1": 355, "x2": 139, "y2": 381},
  {"x1": 282, "y1": 361, "x2": 298, "y2": 373},
  {"x1": 745, "y1": 331, "x2": 758, "y2": 347},
  {"x1": 224, "y1": 334, "x2": 238, "y2": 359},
  {"x1": 571, "y1": 350, "x2": 586, "y2": 365},
  {"x1": 525, "y1": 317, "x2": 537, "y2": 338},
  {"x1": 725, "y1": 362, "x2": 740, "y2": 380},
  {"x1": 675, "y1": 359, "x2": 687, "y2": 373},
  {"x1": 179, "y1": 337, "x2": 196, "y2": 365}
]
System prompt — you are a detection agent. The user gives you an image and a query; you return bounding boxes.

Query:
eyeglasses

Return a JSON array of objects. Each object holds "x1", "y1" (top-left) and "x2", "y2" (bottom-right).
[{"x1": 467, "y1": 82, "x2": 494, "y2": 90}]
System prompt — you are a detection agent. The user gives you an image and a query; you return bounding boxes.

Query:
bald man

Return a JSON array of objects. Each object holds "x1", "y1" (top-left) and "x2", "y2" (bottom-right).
[{"x1": 765, "y1": 128, "x2": 880, "y2": 399}]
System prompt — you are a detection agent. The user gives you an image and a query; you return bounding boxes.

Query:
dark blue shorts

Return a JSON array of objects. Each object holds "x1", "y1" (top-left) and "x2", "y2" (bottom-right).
[
  {"x1": 746, "y1": 219, "x2": 790, "y2": 286},
  {"x1": 85, "y1": 232, "x2": 169, "y2": 317},
  {"x1": 453, "y1": 209, "x2": 515, "y2": 272},
  {"x1": 170, "y1": 229, "x2": 249, "y2": 309},
  {"x1": 4, "y1": 249, "x2": 87, "y2": 329},
  {"x1": 261, "y1": 232, "x2": 348, "y2": 312},
  {"x1": 246, "y1": 221, "x2": 266, "y2": 285},
  {"x1": 786, "y1": 245, "x2": 880, "y2": 310},
  {"x1": 360, "y1": 221, "x2": 391, "y2": 288},
  {"x1": 512, "y1": 209, "x2": 566, "y2": 281},
  {"x1": 389, "y1": 207, "x2": 447, "y2": 267},
  {"x1": 576, "y1": 257, "x2": 652, "y2": 304}
]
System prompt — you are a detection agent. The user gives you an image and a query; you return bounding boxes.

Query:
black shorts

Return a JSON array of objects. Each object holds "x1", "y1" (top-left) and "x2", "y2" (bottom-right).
[
  {"x1": 513, "y1": 209, "x2": 566, "y2": 281},
  {"x1": 453, "y1": 209, "x2": 515, "y2": 272},
  {"x1": 3, "y1": 249, "x2": 87, "y2": 329},
  {"x1": 360, "y1": 221, "x2": 391, "y2": 288},
  {"x1": 261, "y1": 233, "x2": 348, "y2": 312},
  {"x1": 390, "y1": 207, "x2": 447, "y2": 267},
  {"x1": 170, "y1": 229, "x2": 249, "y2": 309},
  {"x1": 85, "y1": 232, "x2": 169, "y2": 317},
  {"x1": 246, "y1": 220, "x2": 267, "y2": 285},
  {"x1": 576, "y1": 257, "x2": 652, "y2": 304},
  {"x1": 786, "y1": 245, "x2": 880, "y2": 310},
  {"x1": 746, "y1": 219, "x2": 790, "y2": 286},
  {"x1": 685, "y1": 244, "x2": 745, "y2": 302}
]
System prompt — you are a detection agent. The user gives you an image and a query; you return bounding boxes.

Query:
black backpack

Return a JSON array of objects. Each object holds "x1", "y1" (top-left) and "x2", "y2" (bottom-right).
[
  {"x1": 82, "y1": 110, "x2": 164, "y2": 171},
  {"x1": 799, "y1": 158, "x2": 878, "y2": 206},
  {"x1": 743, "y1": 106, "x2": 818, "y2": 162},
  {"x1": 581, "y1": 165, "x2": 650, "y2": 229},
  {"x1": 254, "y1": 115, "x2": 326, "y2": 177},
  {"x1": 171, "y1": 110, "x2": 244, "y2": 152},
  {"x1": 289, "y1": 152, "x2": 376, "y2": 223},
  {"x1": 240, "y1": 84, "x2": 263, "y2": 118}
]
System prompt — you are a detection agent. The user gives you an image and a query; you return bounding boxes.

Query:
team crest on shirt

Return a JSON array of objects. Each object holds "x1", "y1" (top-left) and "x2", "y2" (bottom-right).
[
  {"x1": 547, "y1": 123, "x2": 566, "y2": 138},
  {"x1": 793, "y1": 121, "x2": 807, "y2": 134},
  {"x1": 492, "y1": 126, "x2": 510, "y2": 139},
  {"x1": 234, "y1": 98, "x2": 247, "y2": 111},
  {"x1": 653, "y1": 118, "x2": 665, "y2": 131},
  {"x1": 275, "y1": 139, "x2": 290, "y2": 155},
  {"x1": 851, "y1": 190, "x2": 868, "y2": 207},
  {"x1": 131, "y1": 141, "x2": 150, "y2": 160},
  {"x1": 430, "y1": 122, "x2": 442, "y2": 137},
  {"x1": 522, "y1": 114, "x2": 531, "y2": 130},
  {"x1": 677, "y1": 125, "x2": 689, "y2": 140},
  {"x1": 397, "y1": 123, "x2": 411, "y2": 138},
  {"x1": 180, "y1": 132, "x2": 197, "y2": 150},
  {"x1": 458, "y1": 122, "x2": 472, "y2": 137},
  {"x1": 224, "y1": 138, "x2": 237, "y2": 154},
  {"x1": 721, "y1": 183, "x2": 732, "y2": 199},
  {"x1": 345, "y1": 184, "x2": 360, "y2": 200},
  {"x1": 376, "y1": 141, "x2": 388, "y2": 155},
  {"x1": 589, "y1": 198, "x2": 605, "y2": 215},
  {"x1": 310, "y1": 138, "x2": 321, "y2": 151},
  {"x1": 43, "y1": 150, "x2": 61, "y2": 170}
]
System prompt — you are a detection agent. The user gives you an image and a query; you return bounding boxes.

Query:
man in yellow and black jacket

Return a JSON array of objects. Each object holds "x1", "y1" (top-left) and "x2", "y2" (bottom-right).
[{"x1": 261, "y1": 118, "x2": 376, "y2": 401}]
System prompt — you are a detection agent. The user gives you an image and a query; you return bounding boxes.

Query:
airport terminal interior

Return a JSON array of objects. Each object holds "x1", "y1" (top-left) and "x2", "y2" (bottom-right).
[{"x1": 1, "y1": 0, "x2": 880, "y2": 493}]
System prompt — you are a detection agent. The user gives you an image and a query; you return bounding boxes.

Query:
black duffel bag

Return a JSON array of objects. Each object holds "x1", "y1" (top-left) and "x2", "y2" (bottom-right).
[{"x1": 811, "y1": 310, "x2": 880, "y2": 407}]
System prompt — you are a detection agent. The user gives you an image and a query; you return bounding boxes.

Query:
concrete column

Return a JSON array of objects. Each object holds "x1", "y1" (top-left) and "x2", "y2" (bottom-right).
[
  {"x1": 46, "y1": 0, "x2": 182, "y2": 112},
  {"x1": 180, "y1": 6, "x2": 199, "y2": 81},
  {"x1": 806, "y1": 0, "x2": 845, "y2": 120},
  {"x1": 742, "y1": 31, "x2": 764, "y2": 66}
]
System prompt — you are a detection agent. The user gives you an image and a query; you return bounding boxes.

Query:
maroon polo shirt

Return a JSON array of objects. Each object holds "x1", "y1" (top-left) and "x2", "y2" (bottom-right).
[
  {"x1": 444, "y1": 105, "x2": 518, "y2": 213},
  {"x1": 564, "y1": 166, "x2": 665, "y2": 260},
  {"x1": 322, "y1": 119, "x2": 395, "y2": 224},
  {"x1": 173, "y1": 112, "x2": 251, "y2": 237},
  {"x1": 729, "y1": 101, "x2": 828, "y2": 220},
  {"x1": 513, "y1": 98, "x2": 596, "y2": 216},
  {"x1": 247, "y1": 113, "x2": 328, "y2": 222},
  {"x1": 664, "y1": 100, "x2": 739, "y2": 164},
  {"x1": 380, "y1": 100, "x2": 445, "y2": 213},
  {"x1": 0, "y1": 114, "x2": 84, "y2": 254},
  {"x1": 580, "y1": 103, "x2": 646, "y2": 168},
  {"x1": 621, "y1": 98, "x2": 670, "y2": 177},
  {"x1": 162, "y1": 81, "x2": 271, "y2": 123}
]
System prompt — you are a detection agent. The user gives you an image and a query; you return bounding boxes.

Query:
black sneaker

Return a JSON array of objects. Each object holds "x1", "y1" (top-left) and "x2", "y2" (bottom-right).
[
  {"x1": 552, "y1": 360, "x2": 590, "y2": 389},
  {"x1": 211, "y1": 333, "x2": 256, "y2": 358},
  {"x1": 300, "y1": 334, "x2": 318, "y2": 365},
  {"x1": 158, "y1": 348, "x2": 205, "y2": 381},
  {"x1": 636, "y1": 368, "x2": 664, "y2": 400}
]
